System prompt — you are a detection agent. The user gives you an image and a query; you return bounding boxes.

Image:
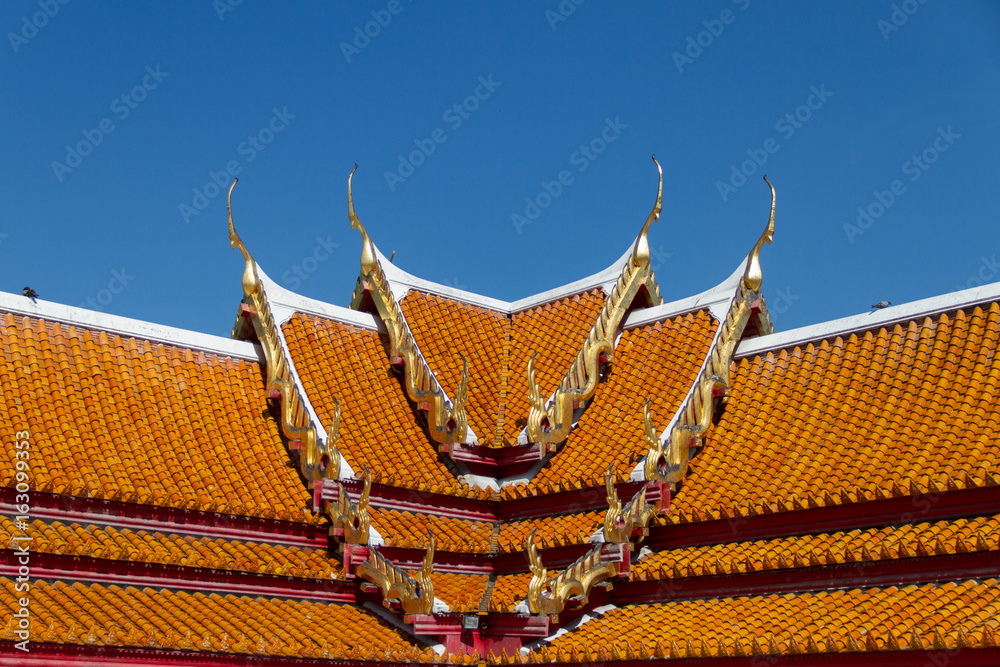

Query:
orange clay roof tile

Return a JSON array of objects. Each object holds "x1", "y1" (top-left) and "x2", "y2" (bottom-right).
[
  {"x1": 670, "y1": 303, "x2": 1000, "y2": 522},
  {"x1": 0, "y1": 313, "x2": 313, "y2": 522},
  {"x1": 400, "y1": 291, "x2": 508, "y2": 444},
  {"x1": 504, "y1": 309, "x2": 718, "y2": 496},
  {"x1": 368, "y1": 507, "x2": 494, "y2": 553},
  {"x1": 282, "y1": 314, "x2": 470, "y2": 495},
  {"x1": 635, "y1": 514, "x2": 1000, "y2": 579},
  {"x1": 500, "y1": 289, "x2": 607, "y2": 446},
  {"x1": 1, "y1": 516, "x2": 343, "y2": 579},
  {"x1": 0, "y1": 578, "x2": 428, "y2": 658},
  {"x1": 544, "y1": 579, "x2": 1000, "y2": 657}
]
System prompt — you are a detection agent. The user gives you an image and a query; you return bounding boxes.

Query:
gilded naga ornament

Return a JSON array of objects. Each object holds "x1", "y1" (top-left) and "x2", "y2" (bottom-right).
[
  {"x1": 527, "y1": 156, "x2": 664, "y2": 445},
  {"x1": 347, "y1": 166, "x2": 469, "y2": 446},
  {"x1": 645, "y1": 175, "x2": 776, "y2": 486},
  {"x1": 228, "y1": 180, "x2": 334, "y2": 484}
]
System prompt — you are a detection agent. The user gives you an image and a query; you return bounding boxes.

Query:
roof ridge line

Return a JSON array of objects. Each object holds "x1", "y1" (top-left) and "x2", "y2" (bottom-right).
[
  {"x1": 735, "y1": 279, "x2": 1000, "y2": 359},
  {"x1": 0, "y1": 291, "x2": 262, "y2": 362}
]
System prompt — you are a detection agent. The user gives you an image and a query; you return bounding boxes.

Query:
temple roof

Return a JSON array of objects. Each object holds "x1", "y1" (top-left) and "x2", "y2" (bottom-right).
[{"x1": 2, "y1": 168, "x2": 999, "y2": 665}]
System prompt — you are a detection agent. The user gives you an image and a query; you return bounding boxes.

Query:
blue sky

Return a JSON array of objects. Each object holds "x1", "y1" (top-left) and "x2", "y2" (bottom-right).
[{"x1": 2, "y1": 1, "x2": 998, "y2": 336}]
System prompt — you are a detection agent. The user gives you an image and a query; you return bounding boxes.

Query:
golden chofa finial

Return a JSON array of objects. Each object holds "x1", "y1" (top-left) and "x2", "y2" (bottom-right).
[
  {"x1": 227, "y1": 179, "x2": 261, "y2": 297},
  {"x1": 742, "y1": 175, "x2": 776, "y2": 292},
  {"x1": 632, "y1": 155, "x2": 663, "y2": 269},
  {"x1": 348, "y1": 164, "x2": 377, "y2": 276}
]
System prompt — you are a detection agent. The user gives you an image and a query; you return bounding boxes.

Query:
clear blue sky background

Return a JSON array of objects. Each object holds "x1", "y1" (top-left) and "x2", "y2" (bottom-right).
[{"x1": 2, "y1": 1, "x2": 998, "y2": 336}]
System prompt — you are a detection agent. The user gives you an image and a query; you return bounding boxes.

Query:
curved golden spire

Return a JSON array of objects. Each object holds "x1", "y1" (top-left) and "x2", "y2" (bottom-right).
[
  {"x1": 347, "y1": 164, "x2": 377, "y2": 276},
  {"x1": 742, "y1": 175, "x2": 775, "y2": 292},
  {"x1": 631, "y1": 155, "x2": 663, "y2": 268},
  {"x1": 227, "y1": 179, "x2": 260, "y2": 297}
]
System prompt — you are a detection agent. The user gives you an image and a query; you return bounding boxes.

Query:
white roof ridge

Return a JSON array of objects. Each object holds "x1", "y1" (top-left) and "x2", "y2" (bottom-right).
[
  {"x1": 0, "y1": 290, "x2": 262, "y2": 362},
  {"x1": 735, "y1": 279, "x2": 1000, "y2": 359},
  {"x1": 254, "y1": 264, "x2": 383, "y2": 332},
  {"x1": 624, "y1": 262, "x2": 744, "y2": 329},
  {"x1": 373, "y1": 245, "x2": 634, "y2": 314}
]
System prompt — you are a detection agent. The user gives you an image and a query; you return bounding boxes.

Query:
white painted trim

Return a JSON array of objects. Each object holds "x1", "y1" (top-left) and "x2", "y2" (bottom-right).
[
  {"x1": 624, "y1": 263, "x2": 744, "y2": 329},
  {"x1": 522, "y1": 603, "x2": 618, "y2": 652},
  {"x1": 373, "y1": 245, "x2": 639, "y2": 314},
  {"x1": 257, "y1": 267, "x2": 359, "y2": 486},
  {"x1": 629, "y1": 266, "x2": 741, "y2": 481},
  {"x1": 735, "y1": 279, "x2": 1000, "y2": 359},
  {"x1": 376, "y1": 246, "x2": 513, "y2": 311},
  {"x1": 255, "y1": 264, "x2": 382, "y2": 332},
  {"x1": 360, "y1": 601, "x2": 445, "y2": 652},
  {"x1": 0, "y1": 291, "x2": 263, "y2": 362},
  {"x1": 508, "y1": 247, "x2": 632, "y2": 312}
]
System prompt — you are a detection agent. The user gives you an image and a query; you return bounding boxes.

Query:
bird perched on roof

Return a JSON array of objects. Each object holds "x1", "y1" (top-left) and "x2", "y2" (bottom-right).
[
  {"x1": 871, "y1": 300, "x2": 891, "y2": 309},
  {"x1": 22, "y1": 286, "x2": 38, "y2": 301}
]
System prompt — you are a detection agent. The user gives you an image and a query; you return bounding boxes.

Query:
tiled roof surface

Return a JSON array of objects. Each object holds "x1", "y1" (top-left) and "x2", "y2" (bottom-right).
[
  {"x1": 671, "y1": 304, "x2": 1000, "y2": 521},
  {"x1": 282, "y1": 314, "x2": 474, "y2": 496},
  {"x1": 368, "y1": 507, "x2": 494, "y2": 553},
  {"x1": 1, "y1": 516, "x2": 341, "y2": 579},
  {"x1": 401, "y1": 291, "x2": 508, "y2": 445},
  {"x1": 489, "y1": 573, "x2": 532, "y2": 613},
  {"x1": 503, "y1": 309, "x2": 718, "y2": 497},
  {"x1": 495, "y1": 511, "x2": 603, "y2": 553},
  {"x1": 0, "y1": 578, "x2": 427, "y2": 658},
  {"x1": 545, "y1": 579, "x2": 1000, "y2": 656},
  {"x1": 500, "y1": 290, "x2": 607, "y2": 446},
  {"x1": 0, "y1": 313, "x2": 313, "y2": 521},
  {"x1": 633, "y1": 514, "x2": 1000, "y2": 579},
  {"x1": 430, "y1": 572, "x2": 491, "y2": 612}
]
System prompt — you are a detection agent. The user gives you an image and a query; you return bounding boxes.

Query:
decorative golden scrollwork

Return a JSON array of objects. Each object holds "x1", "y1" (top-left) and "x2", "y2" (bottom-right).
[
  {"x1": 743, "y1": 175, "x2": 775, "y2": 292},
  {"x1": 603, "y1": 464, "x2": 655, "y2": 544},
  {"x1": 356, "y1": 531, "x2": 436, "y2": 615},
  {"x1": 228, "y1": 180, "x2": 332, "y2": 485},
  {"x1": 526, "y1": 529, "x2": 620, "y2": 616},
  {"x1": 347, "y1": 166, "x2": 469, "y2": 447},
  {"x1": 645, "y1": 176, "x2": 776, "y2": 486},
  {"x1": 526, "y1": 157, "x2": 664, "y2": 445},
  {"x1": 331, "y1": 464, "x2": 372, "y2": 545}
]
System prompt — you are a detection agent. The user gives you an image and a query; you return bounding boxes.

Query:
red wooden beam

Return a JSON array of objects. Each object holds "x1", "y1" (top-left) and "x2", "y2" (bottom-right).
[
  {"x1": 5, "y1": 641, "x2": 998, "y2": 666},
  {"x1": 0, "y1": 490, "x2": 327, "y2": 550},
  {"x1": 613, "y1": 550, "x2": 1000, "y2": 604},
  {"x1": 0, "y1": 554, "x2": 356, "y2": 603},
  {"x1": 648, "y1": 484, "x2": 1000, "y2": 552}
]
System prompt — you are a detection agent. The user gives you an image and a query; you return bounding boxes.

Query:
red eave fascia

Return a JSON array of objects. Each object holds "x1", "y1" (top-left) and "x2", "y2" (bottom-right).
[
  {"x1": 7, "y1": 643, "x2": 999, "y2": 667},
  {"x1": 613, "y1": 549, "x2": 1000, "y2": 604},
  {"x1": 649, "y1": 484, "x2": 1000, "y2": 551},
  {"x1": 0, "y1": 554, "x2": 356, "y2": 603},
  {"x1": 0, "y1": 642, "x2": 416, "y2": 666},
  {"x1": 440, "y1": 442, "x2": 548, "y2": 478},
  {"x1": 0, "y1": 489, "x2": 327, "y2": 550},
  {"x1": 332, "y1": 479, "x2": 655, "y2": 523},
  {"x1": 406, "y1": 612, "x2": 550, "y2": 638}
]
